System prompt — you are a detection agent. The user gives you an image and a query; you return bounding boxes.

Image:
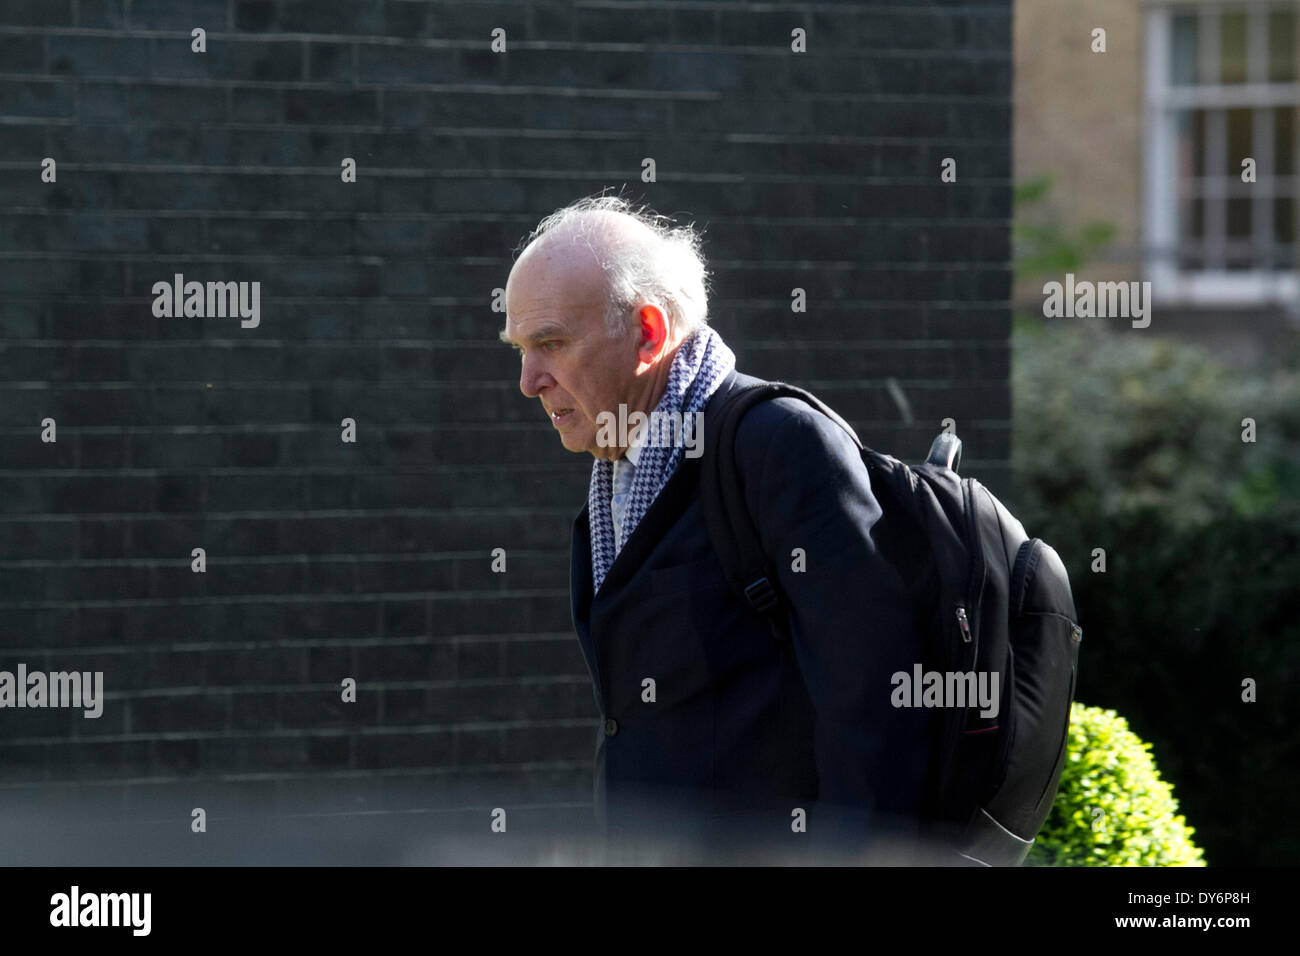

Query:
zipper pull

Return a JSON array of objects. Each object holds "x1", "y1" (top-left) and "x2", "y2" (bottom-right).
[{"x1": 955, "y1": 605, "x2": 972, "y2": 643}]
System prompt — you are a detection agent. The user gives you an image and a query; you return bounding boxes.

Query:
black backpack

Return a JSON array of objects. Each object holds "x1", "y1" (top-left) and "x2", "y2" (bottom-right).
[{"x1": 698, "y1": 379, "x2": 1083, "y2": 866}]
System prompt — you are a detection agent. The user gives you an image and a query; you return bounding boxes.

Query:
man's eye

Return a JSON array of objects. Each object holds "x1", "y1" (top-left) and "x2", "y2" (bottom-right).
[{"x1": 542, "y1": 341, "x2": 559, "y2": 352}]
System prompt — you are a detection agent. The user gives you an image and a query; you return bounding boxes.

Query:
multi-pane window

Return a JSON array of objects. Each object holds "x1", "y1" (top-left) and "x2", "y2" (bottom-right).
[{"x1": 1146, "y1": 3, "x2": 1299, "y2": 302}]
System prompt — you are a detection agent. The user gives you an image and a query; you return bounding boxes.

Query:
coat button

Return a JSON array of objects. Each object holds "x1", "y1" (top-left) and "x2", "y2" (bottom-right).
[{"x1": 604, "y1": 718, "x2": 618, "y2": 736}]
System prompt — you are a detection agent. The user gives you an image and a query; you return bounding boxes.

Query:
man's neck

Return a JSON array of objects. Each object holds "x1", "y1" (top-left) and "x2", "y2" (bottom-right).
[{"x1": 617, "y1": 333, "x2": 687, "y2": 461}]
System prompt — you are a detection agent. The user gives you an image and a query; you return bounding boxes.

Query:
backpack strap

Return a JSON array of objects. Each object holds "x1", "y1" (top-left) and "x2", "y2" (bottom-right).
[{"x1": 700, "y1": 379, "x2": 864, "y2": 641}]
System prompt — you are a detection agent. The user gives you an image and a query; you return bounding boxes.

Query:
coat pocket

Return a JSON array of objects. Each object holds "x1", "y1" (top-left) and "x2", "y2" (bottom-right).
[{"x1": 650, "y1": 557, "x2": 730, "y2": 597}]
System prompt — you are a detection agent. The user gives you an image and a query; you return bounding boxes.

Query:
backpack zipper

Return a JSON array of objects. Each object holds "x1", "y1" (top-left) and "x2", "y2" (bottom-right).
[{"x1": 955, "y1": 605, "x2": 972, "y2": 643}]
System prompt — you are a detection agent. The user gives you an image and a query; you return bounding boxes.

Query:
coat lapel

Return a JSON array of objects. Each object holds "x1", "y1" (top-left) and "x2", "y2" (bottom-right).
[
  {"x1": 570, "y1": 501, "x2": 601, "y2": 712},
  {"x1": 594, "y1": 452, "x2": 703, "y2": 596},
  {"x1": 569, "y1": 456, "x2": 702, "y2": 707},
  {"x1": 568, "y1": 369, "x2": 750, "y2": 708},
  {"x1": 595, "y1": 369, "x2": 755, "y2": 594}
]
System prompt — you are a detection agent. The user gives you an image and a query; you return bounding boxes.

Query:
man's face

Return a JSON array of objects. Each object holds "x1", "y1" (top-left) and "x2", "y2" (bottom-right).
[{"x1": 503, "y1": 243, "x2": 642, "y2": 460}]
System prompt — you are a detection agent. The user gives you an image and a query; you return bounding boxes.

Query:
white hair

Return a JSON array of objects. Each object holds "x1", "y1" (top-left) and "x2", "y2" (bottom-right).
[{"x1": 513, "y1": 194, "x2": 712, "y2": 339}]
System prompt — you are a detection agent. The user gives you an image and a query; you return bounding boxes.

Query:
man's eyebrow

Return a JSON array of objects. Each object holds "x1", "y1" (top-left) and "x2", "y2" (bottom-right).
[{"x1": 499, "y1": 324, "x2": 568, "y2": 346}]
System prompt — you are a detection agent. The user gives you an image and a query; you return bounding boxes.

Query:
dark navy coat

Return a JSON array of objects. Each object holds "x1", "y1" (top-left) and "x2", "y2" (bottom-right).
[{"x1": 570, "y1": 369, "x2": 930, "y2": 861}]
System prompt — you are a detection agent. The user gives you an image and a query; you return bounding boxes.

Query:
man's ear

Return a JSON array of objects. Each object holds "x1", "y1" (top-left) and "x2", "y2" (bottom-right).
[{"x1": 635, "y1": 304, "x2": 669, "y2": 367}]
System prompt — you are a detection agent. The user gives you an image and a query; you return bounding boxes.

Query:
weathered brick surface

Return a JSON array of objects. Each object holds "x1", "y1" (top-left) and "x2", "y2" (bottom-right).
[{"x1": 0, "y1": 0, "x2": 1011, "y2": 845}]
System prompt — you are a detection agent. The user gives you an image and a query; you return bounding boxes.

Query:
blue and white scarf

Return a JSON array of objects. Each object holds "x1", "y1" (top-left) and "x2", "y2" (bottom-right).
[{"x1": 588, "y1": 325, "x2": 736, "y2": 594}]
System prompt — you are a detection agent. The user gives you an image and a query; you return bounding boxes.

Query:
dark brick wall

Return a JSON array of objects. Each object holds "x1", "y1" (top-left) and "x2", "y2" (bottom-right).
[{"x1": 0, "y1": 0, "x2": 1011, "y2": 857}]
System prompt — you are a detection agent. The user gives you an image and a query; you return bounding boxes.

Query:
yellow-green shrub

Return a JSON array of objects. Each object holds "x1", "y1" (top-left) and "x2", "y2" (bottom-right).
[{"x1": 1028, "y1": 703, "x2": 1206, "y2": 866}]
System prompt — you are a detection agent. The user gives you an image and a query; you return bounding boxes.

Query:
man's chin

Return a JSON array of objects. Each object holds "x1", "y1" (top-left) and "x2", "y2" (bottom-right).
[{"x1": 559, "y1": 431, "x2": 593, "y2": 454}]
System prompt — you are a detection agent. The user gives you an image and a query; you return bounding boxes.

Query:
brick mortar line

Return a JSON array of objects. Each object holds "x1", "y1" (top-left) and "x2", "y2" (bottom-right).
[
  {"x1": 1, "y1": 77, "x2": 1013, "y2": 104},
  {"x1": 0, "y1": 338, "x2": 1007, "y2": 349},
  {"x1": 22, "y1": 633, "x2": 578, "y2": 651},
  {"x1": 0, "y1": 760, "x2": 593, "y2": 789},
  {"x1": 0, "y1": 164, "x2": 1014, "y2": 182},
  {"x1": 0, "y1": 121, "x2": 1013, "y2": 145},
  {"x1": 0, "y1": 722, "x2": 597, "y2": 748}
]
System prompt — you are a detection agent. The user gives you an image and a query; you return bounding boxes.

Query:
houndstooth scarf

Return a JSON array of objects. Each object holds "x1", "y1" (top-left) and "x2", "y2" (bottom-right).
[{"x1": 588, "y1": 325, "x2": 736, "y2": 594}]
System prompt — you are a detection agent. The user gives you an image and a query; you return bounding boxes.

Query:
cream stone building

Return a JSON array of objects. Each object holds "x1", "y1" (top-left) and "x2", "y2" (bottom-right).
[{"x1": 1014, "y1": 0, "x2": 1299, "y2": 365}]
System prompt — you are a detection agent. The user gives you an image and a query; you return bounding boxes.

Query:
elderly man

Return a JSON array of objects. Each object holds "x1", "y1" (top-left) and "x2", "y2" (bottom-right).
[{"x1": 500, "y1": 196, "x2": 928, "y2": 862}]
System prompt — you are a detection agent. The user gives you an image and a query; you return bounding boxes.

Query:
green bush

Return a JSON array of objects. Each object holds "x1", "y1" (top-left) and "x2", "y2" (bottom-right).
[
  {"x1": 1008, "y1": 175, "x2": 1300, "y2": 865},
  {"x1": 1010, "y1": 323, "x2": 1300, "y2": 864},
  {"x1": 1028, "y1": 702, "x2": 1205, "y2": 866},
  {"x1": 1012, "y1": 321, "x2": 1300, "y2": 541}
]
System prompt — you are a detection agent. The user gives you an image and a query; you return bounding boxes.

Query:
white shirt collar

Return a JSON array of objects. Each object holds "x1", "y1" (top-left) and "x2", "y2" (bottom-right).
[
  {"x1": 620, "y1": 417, "x2": 646, "y2": 466},
  {"x1": 623, "y1": 435, "x2": 643, "y2": 466}
]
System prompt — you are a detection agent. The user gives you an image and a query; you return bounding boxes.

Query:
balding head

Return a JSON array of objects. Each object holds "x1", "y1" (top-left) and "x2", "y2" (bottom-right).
[
  {"x1": 510, "y1": 208, "x2": 655, "y2": 307},
  {"x1": 507, "y1": 196, "x2": 711, "y2": 339},
  {"x1": 500, "y1": 196, "x2": 710, "y2": 459}
]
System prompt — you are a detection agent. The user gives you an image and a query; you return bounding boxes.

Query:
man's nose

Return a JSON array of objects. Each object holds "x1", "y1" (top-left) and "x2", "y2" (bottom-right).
[{"x1": 519, "y1": 355, "x2": 548, "y2": 399}]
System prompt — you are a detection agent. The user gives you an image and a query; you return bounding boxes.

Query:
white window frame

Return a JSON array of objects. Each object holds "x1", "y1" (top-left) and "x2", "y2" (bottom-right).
[{"x1": 1144, "y1": 1, "x2": 1300, "y2": 310}]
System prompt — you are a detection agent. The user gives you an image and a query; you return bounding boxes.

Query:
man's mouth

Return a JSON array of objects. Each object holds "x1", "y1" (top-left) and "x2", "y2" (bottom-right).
[{"x1": 550, "y1": 408, "x2": 575, "y2": 427}]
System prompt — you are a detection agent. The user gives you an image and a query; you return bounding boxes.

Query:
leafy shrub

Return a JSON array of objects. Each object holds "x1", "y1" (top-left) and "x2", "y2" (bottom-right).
[
  {"x1": 1009, "y1": 176, "x2": 1300, "y2": 865},
  {"x1": 1012, "y1": 321, "x2": 1300, "y2": 542},
  {"x1": 1029, "y1": 703, "x2": 1205, "y2": 866},
  {"x1": 1011, "y1": 325, "x2": 1300, "y2": 864}
]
